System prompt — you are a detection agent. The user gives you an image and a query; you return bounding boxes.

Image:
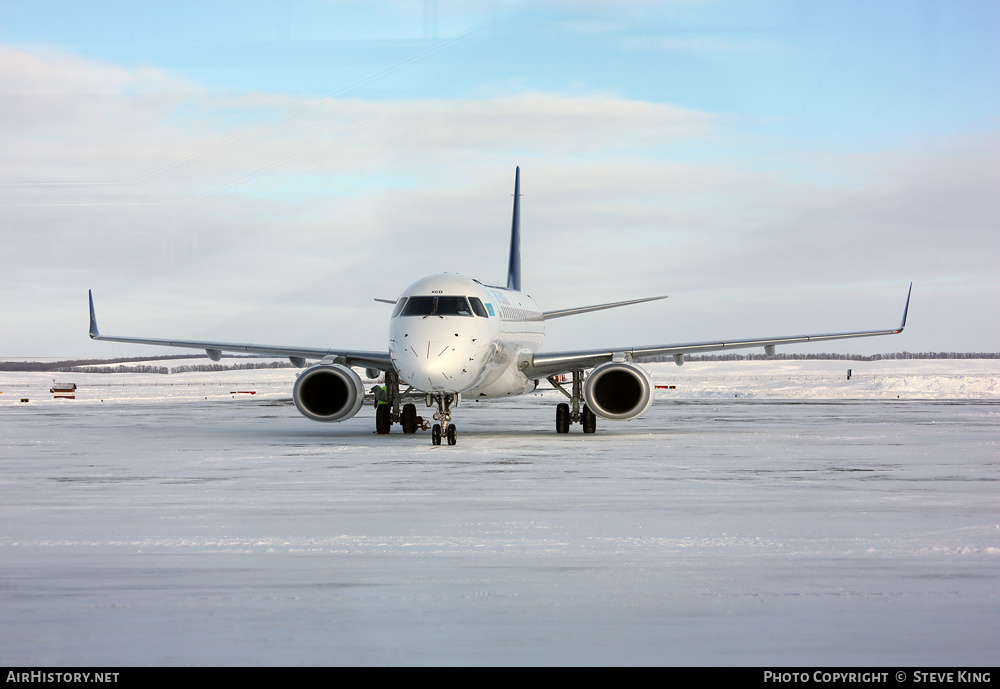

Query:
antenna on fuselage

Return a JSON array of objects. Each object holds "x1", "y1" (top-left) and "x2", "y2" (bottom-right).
[{"x1": 507, "y1": 166, "x2": 521, "y2": 292}]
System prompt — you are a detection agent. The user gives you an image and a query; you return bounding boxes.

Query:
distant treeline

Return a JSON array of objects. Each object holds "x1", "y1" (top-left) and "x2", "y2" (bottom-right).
[
  {"x1": 0, "y1": 355, "x2": 283, "y2": 372},
  {"x1": 52, "y1": 361, "x2": 298, "y2": 375},
  {"x1": 647, "y1": 352, "x2": 1000, "y2": 362}
]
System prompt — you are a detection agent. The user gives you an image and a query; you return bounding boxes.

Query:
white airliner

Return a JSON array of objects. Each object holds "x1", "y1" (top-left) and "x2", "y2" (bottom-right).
[{"x1": 89, "y1": 168, "x2": 911, "y2": 445}]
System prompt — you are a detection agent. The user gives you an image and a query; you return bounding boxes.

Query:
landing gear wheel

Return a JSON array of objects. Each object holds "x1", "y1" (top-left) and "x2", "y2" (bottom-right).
[
  {"x1": 376, "y1": 405, "x2": 391, "y2": 434},
  {"x1": 402, "y1": 403, "x2": 417, "y2": 434},
  {"x1": 432, "y1": 423, "x2": 442, "y2": 446},
  {"x1": 556, "y1": 403, "x2": 570, "y2": 434},
  {"x1": 581, "y1": 404, "x2": 597, "y2": 434},
  {"x1": 446, "y1": 424, "x2": 457, "y2": 446}
]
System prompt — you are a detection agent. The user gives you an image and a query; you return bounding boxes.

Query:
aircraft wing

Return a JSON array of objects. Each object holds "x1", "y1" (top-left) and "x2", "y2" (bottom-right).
[
  {"x1": 523, "y1": 284, "x2": 912, "y2": 380},
  {"x1": 88, "y1": 291, "x2": 395, "y2": 372}
]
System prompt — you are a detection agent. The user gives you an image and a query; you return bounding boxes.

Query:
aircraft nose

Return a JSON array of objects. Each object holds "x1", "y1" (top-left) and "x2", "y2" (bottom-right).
[
  {"x1": 392, "y1": 324, "x2": 492, "y2": 393},
  {"x1": 394, "y1": 338, "x2": 477, "y2": 391}
]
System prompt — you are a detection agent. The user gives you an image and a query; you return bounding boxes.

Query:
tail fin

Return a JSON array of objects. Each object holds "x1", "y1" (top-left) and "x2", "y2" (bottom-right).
[{"x1": 506, "y1": 166, "x2": 521, "y2": 292}]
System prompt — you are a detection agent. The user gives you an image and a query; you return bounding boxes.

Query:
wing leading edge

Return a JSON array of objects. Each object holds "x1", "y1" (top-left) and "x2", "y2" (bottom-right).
[
  {"x1": 88, "y1": 291, "x2": 395, "y2": 372},
  {"x1": 524, "y1": 284, "x2": 912, "y2": 380}
]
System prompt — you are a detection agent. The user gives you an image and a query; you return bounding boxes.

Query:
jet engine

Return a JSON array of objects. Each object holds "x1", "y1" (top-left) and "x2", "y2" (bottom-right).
[
  {"x1": 292, "y1": 363, "x2": 365, "y2": 422},
  {"x1": 583, "y1": 361, "x2": 654, "y2": 421}
]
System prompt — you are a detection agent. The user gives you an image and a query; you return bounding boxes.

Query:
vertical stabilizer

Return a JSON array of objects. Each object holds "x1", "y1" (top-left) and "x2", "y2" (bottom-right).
[{"x1": 507, "y1": 166, "x2": 521, "y2": 292}]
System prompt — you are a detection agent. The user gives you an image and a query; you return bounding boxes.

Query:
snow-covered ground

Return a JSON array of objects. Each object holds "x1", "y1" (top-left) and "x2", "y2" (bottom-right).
[
  {"x1": 1, "y1": 360, "x2": 998, "y2": 666},
  {"x1": 3, "y1": 358, "x2": 998, "y2": 405},
  {"x1": 653, "y1": 359, "x2": 1000, "y2": 400}
]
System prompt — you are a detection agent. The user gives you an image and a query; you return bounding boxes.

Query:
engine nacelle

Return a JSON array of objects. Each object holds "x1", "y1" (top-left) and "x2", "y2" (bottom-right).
[
  {"x1": 292, "y1": 363, "x2": 365, "y2": 422},
  {"x1": 583, "y1": 361, "x2": 654, "y2": 421}
]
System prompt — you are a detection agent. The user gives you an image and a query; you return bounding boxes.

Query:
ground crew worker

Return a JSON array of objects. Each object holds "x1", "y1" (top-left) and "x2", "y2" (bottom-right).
[{"x1": 372, "y1": 384, "x2": 391, "y2": 434}]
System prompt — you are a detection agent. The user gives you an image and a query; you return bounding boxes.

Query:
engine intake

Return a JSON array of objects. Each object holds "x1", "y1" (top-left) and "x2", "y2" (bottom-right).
[
  {"x1": 292, "y1": 363, "x2": 365, "y2": 422},
  {"x1": 583, "y1": 361, "x2": 654, "y2": 421}
]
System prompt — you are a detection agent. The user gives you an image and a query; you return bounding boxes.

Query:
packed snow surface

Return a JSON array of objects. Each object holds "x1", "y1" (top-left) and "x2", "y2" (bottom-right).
[{"x1": 1, "y1": 360, "x2": 998, "y2": 666}]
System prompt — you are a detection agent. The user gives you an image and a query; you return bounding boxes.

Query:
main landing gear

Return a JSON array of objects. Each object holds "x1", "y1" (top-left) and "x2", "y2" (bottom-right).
[
  {"x1": 548, "y1": 370, "x2": 596, "y2": 435},
  {"x1": 375, "y1": 372, "x2": 420, "y2": 435},
  {"x1": 428, "y1": 392, "x2": 458, "y2": 446}
]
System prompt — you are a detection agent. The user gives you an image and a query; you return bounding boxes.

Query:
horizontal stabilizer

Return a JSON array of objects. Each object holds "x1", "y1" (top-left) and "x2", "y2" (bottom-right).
[{"x1": 543, "y1": 295, "x2": 667, "y2": 320}]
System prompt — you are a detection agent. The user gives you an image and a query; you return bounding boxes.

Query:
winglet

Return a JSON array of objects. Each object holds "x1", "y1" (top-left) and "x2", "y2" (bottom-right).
[
  {"x1": 506, "y1": 166, "x2": 521, "y2": 292},
  {"x1": 898, "y1": 282, "x2": 912, "y2": 332},
  {"x1": 88, "y1": 290, "x2": 100, "y2": 339}
]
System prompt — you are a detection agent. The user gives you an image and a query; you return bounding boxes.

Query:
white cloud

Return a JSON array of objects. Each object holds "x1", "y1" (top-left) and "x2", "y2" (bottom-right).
[{"x1": 1, "y1": 45, "x2": 997, "y2": 356}]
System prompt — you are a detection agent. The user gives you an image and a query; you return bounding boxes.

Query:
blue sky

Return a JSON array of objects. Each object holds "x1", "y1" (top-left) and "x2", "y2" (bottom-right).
[{"x1": 1, "y1": 1, "x2": 998, "y2": 356}]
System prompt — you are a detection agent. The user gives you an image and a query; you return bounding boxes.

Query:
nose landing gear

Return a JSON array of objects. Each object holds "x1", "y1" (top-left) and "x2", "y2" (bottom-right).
[{"x1": 428, "y1": 392, "x2": 459, "y2": 445}]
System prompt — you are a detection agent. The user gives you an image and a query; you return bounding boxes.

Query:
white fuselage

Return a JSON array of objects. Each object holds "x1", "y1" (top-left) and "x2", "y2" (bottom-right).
[{"x1": 388, "y1": 273, "x2": 545, "y2": 398}]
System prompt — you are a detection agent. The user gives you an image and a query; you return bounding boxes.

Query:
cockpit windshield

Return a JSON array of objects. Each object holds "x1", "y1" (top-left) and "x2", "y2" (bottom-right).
[
  {"x1": 399, "y1": 295, "x2": 474, "y2": 317},
  {"x1": 437, "y1": 296, "x2": 473, "y2": 316}
]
